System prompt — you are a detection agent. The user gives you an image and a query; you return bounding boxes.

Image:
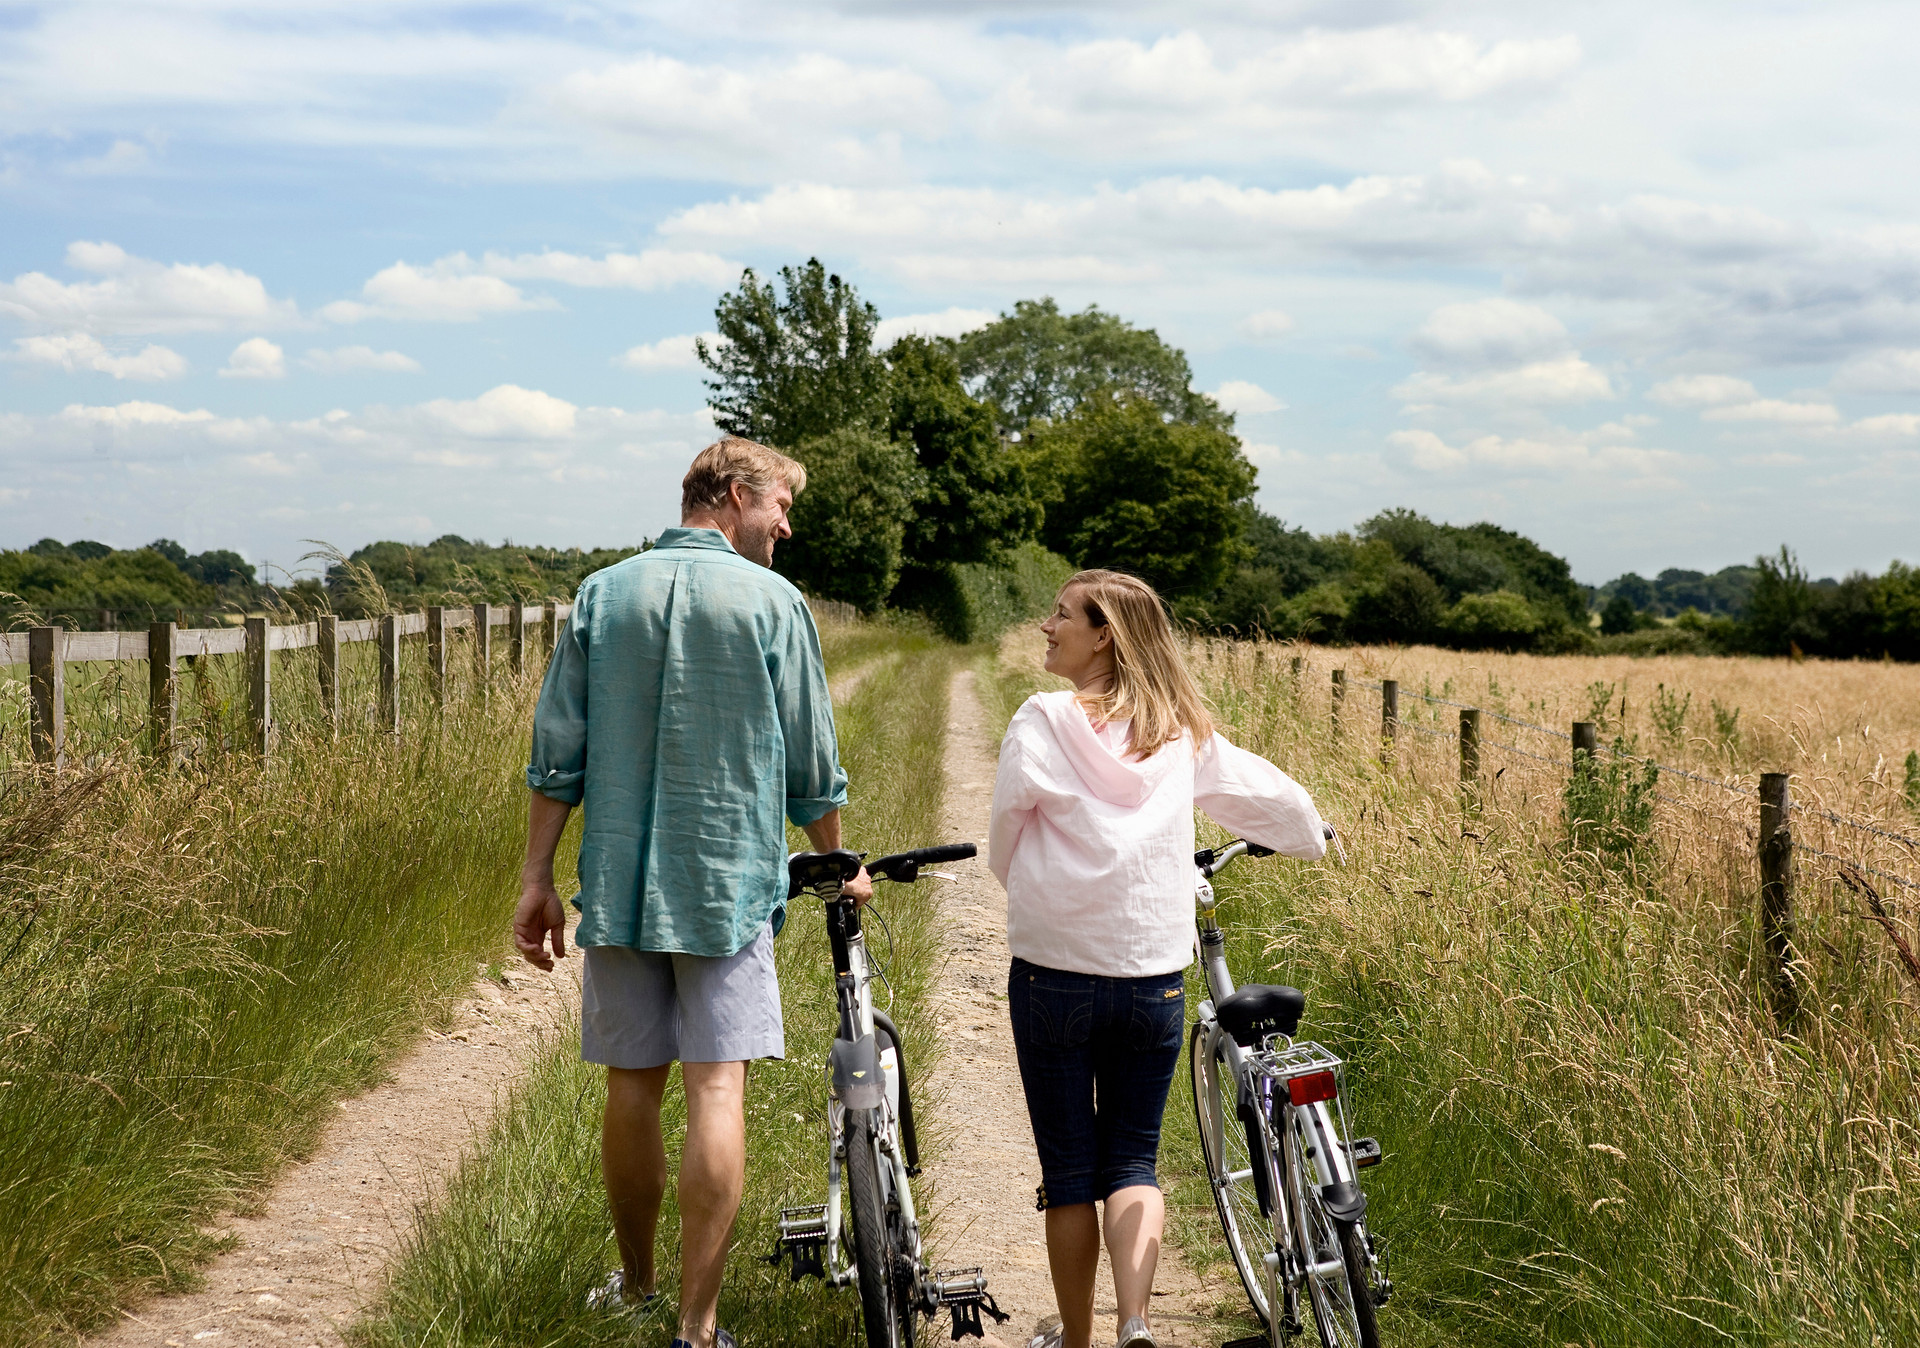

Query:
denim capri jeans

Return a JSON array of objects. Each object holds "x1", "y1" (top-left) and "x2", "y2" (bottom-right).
[{"x1": 1008, "y1": 955, "x2": 1186, "y2": 1210}]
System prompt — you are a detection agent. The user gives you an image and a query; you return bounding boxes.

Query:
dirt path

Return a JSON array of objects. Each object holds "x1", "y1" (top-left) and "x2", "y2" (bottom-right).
[
  {"x1": 923, "y1": 668, "x2": 1239, "y2": 1348},
  {"x1": 87, "y1": 955, "x2": 579, "y2": 1348}
]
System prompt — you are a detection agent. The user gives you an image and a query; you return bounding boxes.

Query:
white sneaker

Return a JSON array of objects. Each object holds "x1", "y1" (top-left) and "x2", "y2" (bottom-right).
[
  {"x1": 584, "y1": 1268, "x2": 655, "y2": 1315},
  {"x1": 1117, "y1": 1315, "x2": 1157, "y2": 1348}
]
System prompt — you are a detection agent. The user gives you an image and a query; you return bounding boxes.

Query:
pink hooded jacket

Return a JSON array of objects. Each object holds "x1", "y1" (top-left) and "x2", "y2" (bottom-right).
[{"x1": 988, "y1": 690, "x2": 1327, "y2": 978}]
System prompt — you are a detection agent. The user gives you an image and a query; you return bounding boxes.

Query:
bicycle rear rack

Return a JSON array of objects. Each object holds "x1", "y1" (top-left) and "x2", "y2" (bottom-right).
[
  {"x1": 926, "y1": 1267, "x2": 1009, "y2": 1340},
  {"x1": 764, "y1": 1204, "x2": 829, "y2": 1282}
]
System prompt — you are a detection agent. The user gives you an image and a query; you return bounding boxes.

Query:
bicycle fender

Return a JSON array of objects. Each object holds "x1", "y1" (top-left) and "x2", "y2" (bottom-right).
[
  {"x1": 1319, "y1": 1180, "x2": 1368, "y2": 1223},
  {"x1": 830, "y1": 1033, "x2": 886, "y2": 1111}
]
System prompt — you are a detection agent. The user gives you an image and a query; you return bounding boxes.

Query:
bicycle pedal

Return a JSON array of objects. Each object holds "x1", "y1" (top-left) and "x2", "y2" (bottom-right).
[
  {"x1": 765, "y1": 1205, "x2": 829, "y2": 1282},
  {"x1": 1346, "y1": 1135, "x2": 1383, "y2": 1168},
  {"x1": 927, "y1": 1268, "x2": 1008, "y2": 1339}
]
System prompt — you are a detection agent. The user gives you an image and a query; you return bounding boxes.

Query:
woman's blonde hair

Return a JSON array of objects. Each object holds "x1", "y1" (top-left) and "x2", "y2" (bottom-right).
[{"x1": 1063, "y1": 569, "x2": 1213, "y2": 757}]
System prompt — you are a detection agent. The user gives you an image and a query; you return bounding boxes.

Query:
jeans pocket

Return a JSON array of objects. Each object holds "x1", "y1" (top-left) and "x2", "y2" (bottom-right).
[
  {"x1": 1129, "y1": 982, "x2": 1185, "y2": 1052},
  {"x1": 1026, "y1": 979, "x2": 1094, "y2": 1049}
]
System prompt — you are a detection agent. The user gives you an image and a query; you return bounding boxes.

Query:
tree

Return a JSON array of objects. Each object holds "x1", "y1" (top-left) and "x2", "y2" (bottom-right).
[
  {"x1": 1744, "y1": 546, "x2": 1820, "y2": 654},
  {"x1": 885, "y1": 336, "x2": 1040, "y2": 570},
  {"x1": 1344, "y1": 563, "x2": 1447, "y2": 645},
  {"x1": 697, "y1": 259, "x2": 888, "y2": 448},
  {"x1": 954, "y1": 298, "x2": 1229, "y2": 435},
  {"x1": 1027, "y1": 394, "x2": 1256, "y2": 595},
  {"x1": 774, "y1": 428, "x2": 924, "y2": 612}
]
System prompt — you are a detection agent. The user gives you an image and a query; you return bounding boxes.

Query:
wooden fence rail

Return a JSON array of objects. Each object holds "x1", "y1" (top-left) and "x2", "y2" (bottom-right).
[{"x1": 7, "y1": 602, "x2": 573, "y2": 771}]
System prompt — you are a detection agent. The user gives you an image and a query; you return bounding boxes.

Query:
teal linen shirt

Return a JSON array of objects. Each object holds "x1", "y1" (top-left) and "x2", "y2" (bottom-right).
[{"x1": 525, "y1": 528, "x2": 849, "y2": 956}]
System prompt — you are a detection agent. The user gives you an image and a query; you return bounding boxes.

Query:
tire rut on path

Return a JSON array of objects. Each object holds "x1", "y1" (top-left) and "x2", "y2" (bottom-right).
[
  {"x1": 85, "y1": 952, "x2": 581, "y2": 1348},
  {"x1": 923, "y1": 668, "x2": 1239, "y2": 1348}
]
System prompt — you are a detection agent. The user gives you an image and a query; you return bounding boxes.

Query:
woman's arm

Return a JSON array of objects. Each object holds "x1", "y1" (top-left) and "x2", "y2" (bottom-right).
[
  {"x1": 987, "y1": 702, "x2": 1044, "y2": 885},
  {"x1": 1194, "y1": 733, "x2": 1328, "y2": 860}
]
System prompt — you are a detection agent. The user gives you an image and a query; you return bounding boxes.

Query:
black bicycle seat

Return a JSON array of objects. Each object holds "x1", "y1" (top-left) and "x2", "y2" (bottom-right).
[
  {"x1": 787, "y1": 849, "x2": 864, "y2": 898},
  {"x1": 1216, "y1": 984, "x2": 1306, "y2": 1046}
]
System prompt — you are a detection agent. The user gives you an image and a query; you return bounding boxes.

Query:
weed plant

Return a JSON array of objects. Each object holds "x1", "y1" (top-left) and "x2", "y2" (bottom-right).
[{"x1": 352, "y1": 637, "x2": 957, "y2": 1347}]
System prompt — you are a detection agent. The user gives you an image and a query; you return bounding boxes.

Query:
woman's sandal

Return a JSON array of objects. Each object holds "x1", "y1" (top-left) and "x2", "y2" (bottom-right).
[{"x1": 1027, "y1": 1328, "x2": 1066, "y2": 1348}]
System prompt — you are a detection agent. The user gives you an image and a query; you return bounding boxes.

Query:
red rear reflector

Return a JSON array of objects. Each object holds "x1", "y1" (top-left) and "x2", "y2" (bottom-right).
[{"x1": 1288, "y1": 1070, "x2": 1337, "y2": 1106}]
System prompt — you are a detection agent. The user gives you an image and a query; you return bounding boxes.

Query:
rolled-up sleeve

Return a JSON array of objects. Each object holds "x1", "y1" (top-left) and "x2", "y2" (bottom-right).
[
  {"x1": 525, "y1": 591, "x2": 591, "y2": 805},
  {"x1": 771, "y1": 600, "x2": 848, "y2": 827}
]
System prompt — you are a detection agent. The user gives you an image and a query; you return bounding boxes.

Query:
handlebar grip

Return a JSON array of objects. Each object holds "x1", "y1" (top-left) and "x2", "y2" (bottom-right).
[{"x1": 867, "y1": 841, "x2": 977, "y2": 883}]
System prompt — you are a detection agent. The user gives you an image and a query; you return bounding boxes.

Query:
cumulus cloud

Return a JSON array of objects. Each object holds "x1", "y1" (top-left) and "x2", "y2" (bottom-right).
[
  {"x1": 481, "y1": 248, "x2": 739, "y2": 291},
  {"x1": 1393, "y1": 357, "x2": 1614, "y2": 408},
  {"x1": 872, "y1": 308, "x2": 996, "y2": 346},
  {"x1": 1394, "y1": 298, "x2": 1607, "y2": 409},
  {"x1": 418, "y1": 384, "x2": 577, "y2": 438},
  {"x1": 1832, "y1": 348, "x2": 1920, "y2": 394},
  {"x1": 1700, "y1": 399, "x2": 1840, "y2": 425},
  {"x1": 1237, "y1": 309, "x2": 1296, "y2": 341},
  {"x1": 1648, "y1": 374, "x2": 1756, "y2": 406},
  {"x1": 1388, "y1": 425, "x2": 1679, "y2": 480},
  {"x1": 1410, "y1": 298, "x2": 1568, "y2": 368},
  {"x1": 220, "y1": 337, "x2": 285, "y2": 379},
  {"x1": 615, "y1": 333, "x2": 715, "y2": 372},
  {"x1": 11, "y1": 332, "x2": 187, "y2": 380},
  {"x1": 1848, "y1": 413, "x2": 1920, "y2": 437},
  {"x1": 0, "y1": 241, "x2": 296, "y2": 334},
  {"x1": 322, "y1": 257, "x2": 551, "y2": 323},
  {"x1": 303, "y1": 345, "x2": 421, "y2": 374},
  {"x1": 1210, "y1": 380, "x2": 1286, "y2": 415},
  {"x1": 60, "y1": 400, "x2": 219, "y2": 428}
]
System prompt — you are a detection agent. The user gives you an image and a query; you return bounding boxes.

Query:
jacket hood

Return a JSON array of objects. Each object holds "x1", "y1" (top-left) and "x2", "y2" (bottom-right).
[{"x1": 1033, "y1": 690, "x2": 1185, "y2": 808}]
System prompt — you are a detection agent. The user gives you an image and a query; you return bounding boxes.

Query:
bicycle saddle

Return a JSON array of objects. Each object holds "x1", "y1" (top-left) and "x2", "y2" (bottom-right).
[
  {"x1": 1215, "y1": 984, "x2": 1305, "y2": 1046},
  {"x1": 787, "y1": 849, "x2": 863, "y2": 897}
]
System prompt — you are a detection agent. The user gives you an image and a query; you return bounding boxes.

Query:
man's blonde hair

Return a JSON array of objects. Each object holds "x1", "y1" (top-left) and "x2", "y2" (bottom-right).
[
  {"x1": 1065, "y1": 569, "x2": 1214, "y2": 758},
  {"x1": 681, "y1": 436, "x2": 807, "y2": 517}
]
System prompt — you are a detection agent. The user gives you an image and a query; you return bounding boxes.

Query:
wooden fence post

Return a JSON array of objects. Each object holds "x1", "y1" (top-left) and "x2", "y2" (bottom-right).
[
  {"x1": 28, "y1": 626, "x2": 65, "y2": 770},
  {"x1": 1331, "y1": 668, "x2": 1345, "y2": 735},
  {"x1": 148, "y1": 621, "x2": 177, "y2": 761},
  {"x1": 1759, "y1": 772, "x2": 1799, "y2": 1029},
  {"x1": 473, "y1": 603, "x2": 491, "y2": 706},
  {"x1": 426, "y1": 606, "x2": 447, "y2": 708},
  {"x1": 1572, "y1": 720, "x2": 1598, "y2": 771},
  {"x1": 378, "y1": 614, "x2": 400, "y2": 734},
  {"x1": 1380, "y1": 678, "x2": 1399, "y2": 758},
  {"x1": 543, "y1": 601, "x2": 558, "y2": 659},
  {"x1": 1289, "y1": 655, "x2": 1303, "y2": 679},
  {"x1": 245, "y1": 617, "x2": 271, "y2": 757},
  {"x1": 1460, "y1": 708, "x2": 1481, "y2": 786},
  {"x1": 317, "y1": 615, "x2": 339, "y2": 734},
  {"x1": 509, "y1": 602, "x2": 526, "y2": 677}
]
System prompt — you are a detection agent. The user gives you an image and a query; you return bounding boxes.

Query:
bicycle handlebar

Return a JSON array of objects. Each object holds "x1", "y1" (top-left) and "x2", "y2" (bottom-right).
[
  {"x1": 1195, "y1": 824, "x2": 1338, "y2": 878},
  {"x1": 868, "y1": 842, "x2": 977, "y2": 884},
  {"x1": 787, "y1": 842, "x2": 977, "y2": 896}
]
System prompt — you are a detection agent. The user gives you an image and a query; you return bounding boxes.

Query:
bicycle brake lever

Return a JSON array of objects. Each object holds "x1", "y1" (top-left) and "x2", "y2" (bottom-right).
[{"x1": 922, "y1": 870, "x2": 958, "y2": 881}]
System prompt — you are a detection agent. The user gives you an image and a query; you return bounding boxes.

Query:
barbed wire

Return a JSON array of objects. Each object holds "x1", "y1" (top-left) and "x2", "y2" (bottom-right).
[
  {"x1": 1796, "y1": 845, "x2": 1920, "y2": 895},
  {"x1": 1794, "y1": 805, "x2": 1920, "y2": 853}
]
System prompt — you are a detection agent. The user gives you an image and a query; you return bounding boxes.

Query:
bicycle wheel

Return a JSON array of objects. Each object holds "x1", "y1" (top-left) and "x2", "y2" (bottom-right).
[
  {"x1": 1288, "y1": 1108, "x2": 1380, "y2": 1348},
  {"x1": 845, "y1": 1108, "x2": 909, "y2": 1348},
  {"x1": 1189, "y1": 1021, "x2": 1279, "y2": 1328}
]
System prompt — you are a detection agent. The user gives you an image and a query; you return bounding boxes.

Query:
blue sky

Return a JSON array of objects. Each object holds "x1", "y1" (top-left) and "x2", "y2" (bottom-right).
[{"x1": 2, "y1": 0, "x2": 1917, "y2": 585}]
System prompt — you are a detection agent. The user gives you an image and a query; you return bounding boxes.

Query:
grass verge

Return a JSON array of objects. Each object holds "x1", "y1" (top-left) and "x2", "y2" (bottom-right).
[{"x1": 351, "y1": 636, "x2": 957, "y2": 1347}]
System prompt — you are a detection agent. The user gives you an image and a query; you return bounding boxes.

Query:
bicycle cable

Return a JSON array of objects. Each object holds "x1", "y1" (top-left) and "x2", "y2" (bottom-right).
[{"x1": 865, "y1": 894, "x2": 898, "y2": 1013}]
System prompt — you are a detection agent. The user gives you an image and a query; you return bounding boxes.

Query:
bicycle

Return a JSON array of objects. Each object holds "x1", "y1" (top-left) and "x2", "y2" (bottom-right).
[
  {"x1": 1189, "y1": 836, "x2": 1391, "y2": 1348},
  {"x1": 765, "y1": 843, "x2": 1009, "y2": 1348}
]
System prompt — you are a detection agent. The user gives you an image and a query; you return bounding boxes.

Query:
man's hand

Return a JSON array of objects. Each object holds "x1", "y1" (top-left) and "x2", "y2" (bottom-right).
[
  {"x1": 845, "y1": 865, "x2": 874, "y2": 908},
  {"x1": 801, "y1": 806, "x2": 873, "y2": 906},
  {"x1": 514, "y1": 878, "x2": 568, "y2": 969}
]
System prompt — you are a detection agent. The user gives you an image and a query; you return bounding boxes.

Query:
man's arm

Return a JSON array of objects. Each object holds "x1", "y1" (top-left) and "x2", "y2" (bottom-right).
[
  {"x1": 515, "y1": 791, "x2": 574, "y2": 968},
  {"x1": 802, "y1": 807, "x2": 873, "y2": 905}
]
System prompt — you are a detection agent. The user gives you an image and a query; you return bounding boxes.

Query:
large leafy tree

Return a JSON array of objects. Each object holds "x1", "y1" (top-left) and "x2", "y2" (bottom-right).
[
  {"x1": 954, "y1": 298, "x2": 1230, "y2": 434},
  {"x1": 697, "y1": 259, "x2": 888, "y2": 448},
  {"x1": 885, "y1": 336, "x2": 1040, "y2": 570},
  {"x1": 774, "y1": 428, "x2": 924, "y2": 612},
  {"x1": 1027, "y1": 393, "x2": 1256, "y2": 595}
]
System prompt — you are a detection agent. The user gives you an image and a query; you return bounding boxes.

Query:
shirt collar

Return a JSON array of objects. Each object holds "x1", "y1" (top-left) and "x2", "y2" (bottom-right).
[{"x1": 654, "y1": 526, "x2": 739, "y2": 554}]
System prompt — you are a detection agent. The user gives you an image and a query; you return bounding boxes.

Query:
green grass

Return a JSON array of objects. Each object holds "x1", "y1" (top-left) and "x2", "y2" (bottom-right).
[{"x1": 351, "y1": 636, "x2": 958, "y2": 1347}]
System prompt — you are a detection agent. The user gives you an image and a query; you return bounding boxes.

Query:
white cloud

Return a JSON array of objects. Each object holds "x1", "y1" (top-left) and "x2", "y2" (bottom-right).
[
  {"x1": 615, "y1": 333, "x2": 715, "y2": 373},
  {"x1": 481, "y1": 248, "x2": 739, "y2": 291},
  {"x1": 1648, "y1": 374, "x2": 1757, "y2": 406},
  {"x1": 220, "y1": 337, "x2": 285, "y2": 380},
  {"x1": 1393, "y1": 356, "x2": 1614, "y2": 407},
  {"x1": 1701, "y1": 399, "x2": 1841, "y2": 425},
  {"x1": 418, "y1": 384, "x2": 577, "y2": 438},
  {"x1": 872, "y1": 308, "x2": 996, "y2": 346},
  {"x1": 1389, "y1": 426, "x2": 1680, "y2": 480},
  {"x1": 68, "y1": 138, "x2": 154, "y2": 176},
  {"x1": 60, "y1": 400, "x2": 218, "y2": 428},
  {"x1": 1410, "y1": 298, "x2": 1568, "y2": 368},
  {"x1": 303, "y1": 345, "x2": 421, "y2": 374},
  {"x1": 11, "y1": 332, "x2": 187, "y2": 380},
  {"x1": 322, "y1": 256, "x2": 552, "y2": 323},
  {"x1": 0, "y1": 241, "x2": 295, "y2": 335},
  {"x1": 1211, "y1": 380, "x2": 1286, "y2": 415},
  {"x1": 1832, "y1": 348, "x2": 1920, "y2": 394},
  {"x1": 1237, "y1": 309, "x2": 1296, "y2": 341},
  {"x1": 1849, "y1": 413, "x2": 1920, "y2": 437}
]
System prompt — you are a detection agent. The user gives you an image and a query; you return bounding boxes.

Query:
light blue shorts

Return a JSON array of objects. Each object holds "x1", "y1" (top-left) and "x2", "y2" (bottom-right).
[{"x1": 580, "y1": 919, "x2": 785, "y2": 1069}]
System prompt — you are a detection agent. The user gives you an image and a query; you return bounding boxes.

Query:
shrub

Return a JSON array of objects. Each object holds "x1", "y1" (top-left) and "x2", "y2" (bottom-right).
[
  {"x1": 1441, "y1": 589, "x2": 1540, "y2": 650},
  {"x1": 1562, "y1": 735, "x2": 1659, "y2": 872},
  {"x1": 1344, "y1": 563, "x2": 1446, "y2": 644},
  {"x1": 904, "y1": 542, "x2": 1074, "y2": 644},
  {"x1": 1592, "y1": 626, "x2": 1715, "y2": 657}
]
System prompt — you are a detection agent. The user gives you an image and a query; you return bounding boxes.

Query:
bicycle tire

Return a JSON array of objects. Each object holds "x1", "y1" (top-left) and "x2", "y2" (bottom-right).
[
  {"x1": 1289, "y1": 1109, "x2": 1380, "y2": 1348},
  {"x1": 845, "y1": 1108, "x2": 907, "y2": 1348},
  {"x1": 1189, "y1": 1021, "x2": 1278, "y2": 1329}
]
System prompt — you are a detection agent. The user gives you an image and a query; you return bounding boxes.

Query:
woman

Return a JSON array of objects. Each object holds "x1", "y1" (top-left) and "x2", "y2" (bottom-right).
[{"x1": 989, "y1": 570, "x2": 1328, "y2": 1348}]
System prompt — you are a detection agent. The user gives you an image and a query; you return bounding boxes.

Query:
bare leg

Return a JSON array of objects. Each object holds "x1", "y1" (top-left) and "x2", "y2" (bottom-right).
[
  {"x1": 604, "y1": 1064, "x2": 672, "y2": 1298},
  {"x1": 1102, "y1": 1184, "x2": 1165, "y2": 1336},
  {"x1": 676, "y1": 1060, "x2": 748, "y2": 1348},
  {"x1": 1044, "y1": 1202, "x2": 1101, "y2": 1348}
]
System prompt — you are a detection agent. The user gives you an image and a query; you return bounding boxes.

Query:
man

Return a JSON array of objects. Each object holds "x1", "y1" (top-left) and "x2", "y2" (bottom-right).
[{"x1": 514, "y1": 435, "x2": 870, "y2": 1348}]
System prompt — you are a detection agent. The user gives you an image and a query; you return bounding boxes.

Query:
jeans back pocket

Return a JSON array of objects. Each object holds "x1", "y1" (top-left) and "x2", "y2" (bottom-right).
[
  {"x1": 1024, "y1": 975, "x2": 1095, "y2": 1049},
  {"x1": 1128, "y1": 980, "x2": 1185, "y2": 1052}
]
